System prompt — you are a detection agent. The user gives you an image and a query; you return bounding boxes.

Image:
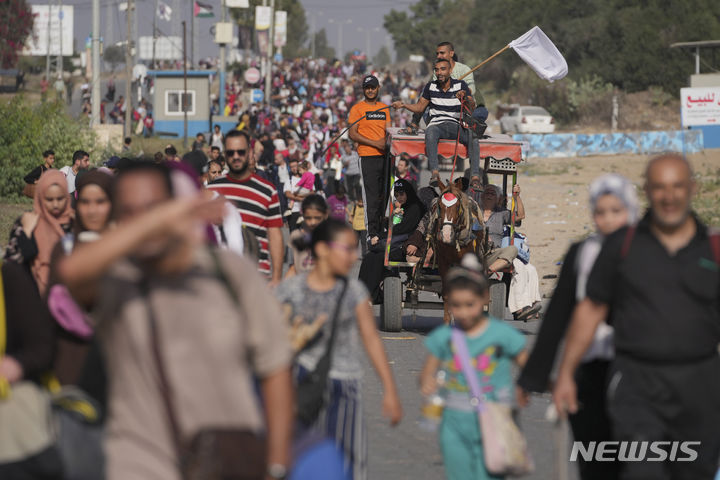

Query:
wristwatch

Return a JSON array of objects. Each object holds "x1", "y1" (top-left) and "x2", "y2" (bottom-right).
[{"x1": 267, "y1": 463, "x2": 288, "y2": 479}]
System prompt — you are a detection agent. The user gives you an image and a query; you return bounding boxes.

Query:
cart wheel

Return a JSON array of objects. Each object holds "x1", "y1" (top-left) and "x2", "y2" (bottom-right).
[
  {"x1": 488, "y1": 279, "x2": 506, "y2": 320},
  {"x1": 380, "y1": 276, "x2": 403, "y2": 332}
]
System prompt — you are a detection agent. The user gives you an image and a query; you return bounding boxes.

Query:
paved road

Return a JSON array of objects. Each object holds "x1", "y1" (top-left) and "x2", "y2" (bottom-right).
[
  {"x1": 361, "y1": 306, "x2": 579, "y2": 480},
  {"x1": 358, "y1": 166, "x2": 579, "y2": 479}
]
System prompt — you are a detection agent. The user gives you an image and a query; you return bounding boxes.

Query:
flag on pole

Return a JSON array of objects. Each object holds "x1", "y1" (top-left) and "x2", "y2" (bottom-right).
[
  {"x1": 509, "y1": 26, "x2": 568, "y2": 82},
  {"x1": 156, "y1": 1, "x2": 172, "y2": 21},
  {"x1": 194, "y1": 1, "x2": 214, "y2": 18}
]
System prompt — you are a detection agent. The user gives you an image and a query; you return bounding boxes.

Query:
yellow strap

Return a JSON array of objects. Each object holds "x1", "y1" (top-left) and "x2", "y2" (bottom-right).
[
  {"x1": 0, "y1": 261, "x2": 10, "y2": 399},
  {"x1": 0, "y1": 261, "x2": 5, "y2": 357}
]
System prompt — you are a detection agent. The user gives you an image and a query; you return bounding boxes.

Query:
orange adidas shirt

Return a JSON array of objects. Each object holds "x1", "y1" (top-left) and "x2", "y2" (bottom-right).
[{"x1": 348, "y1": 100, "x2": 390, "y2": 157}]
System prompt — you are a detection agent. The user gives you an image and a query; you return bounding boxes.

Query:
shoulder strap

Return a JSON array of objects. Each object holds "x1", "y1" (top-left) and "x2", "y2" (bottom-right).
[
  {"x1": 450, "y1": 328, "x2": 485, "y2": 413},
  {"x1": 320, "y1": 277, "x2": 349, "y2": 364},
  {"x1": 0, "y1": 261, "x2": 5, "y2": 360},
  {"x1": 141, "y1": 279, "x2": 188, "y2": 478},
  {"x1": 0, "y1": 262, "x2": 7, "y2": 400},
  {"x1": 620, "y1": 225, "x2": 636, "y2": 259}
]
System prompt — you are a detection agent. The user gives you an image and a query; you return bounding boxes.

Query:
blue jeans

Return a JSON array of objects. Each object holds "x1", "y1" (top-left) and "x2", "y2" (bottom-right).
[
  {"x1": 472, "y1": 106, "x2": 489, "y2": 123},
  {"x1": 425, "y1": 121, "x2": 480, "y2": 178}
]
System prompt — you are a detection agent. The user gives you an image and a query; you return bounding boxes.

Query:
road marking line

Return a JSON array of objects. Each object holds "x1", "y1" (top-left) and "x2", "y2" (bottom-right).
[{"x1": 381, "y1": 336, "x2": 416, "y2": 340}]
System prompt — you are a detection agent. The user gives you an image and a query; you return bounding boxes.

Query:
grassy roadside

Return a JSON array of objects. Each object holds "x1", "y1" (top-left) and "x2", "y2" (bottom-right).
[{"x1": 0, "y1": 201, "x2": 30, "y2": 249}]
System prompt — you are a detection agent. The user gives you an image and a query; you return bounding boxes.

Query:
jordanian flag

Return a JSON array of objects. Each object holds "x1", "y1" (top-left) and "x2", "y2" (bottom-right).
[{"x1": 194, "y1": 1, "x2": 214, "y2": 17}]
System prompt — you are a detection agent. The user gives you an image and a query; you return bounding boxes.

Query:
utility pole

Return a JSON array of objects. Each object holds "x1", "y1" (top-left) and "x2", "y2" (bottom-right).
[
  {"x1": 152, "y1": 0, "x2": 158, "y2": 69},
  {"x1": 105, "y1": 1, "x2": 114, "y2": 47},
  {"x1": 133, "y1": 0, "x2": 139, "y2": 66},
  {"x1": 219, "y1": 0, "x2": 227, "y2": 116},
  {"x1": 183, "y1": 21, "x2": 188, "y2": 149},
  {"x1": 191, "y1": 2, "x2": 195, "y2": 68},
  {"x1": 265, "y1": 0, "x2": 274, "y2": 105},
  {"x1": 91, "y1": 0, "x2": 101, "y2": 126},
  {"x1": 57, "y1": 0, "x2": 64, "y2": 78},
  {"x1": 124, "y1": 0, "x2": 134, "y2": 138},
  {"x1": 45, "y1": 4, "x2": 52, "y2": 80}
]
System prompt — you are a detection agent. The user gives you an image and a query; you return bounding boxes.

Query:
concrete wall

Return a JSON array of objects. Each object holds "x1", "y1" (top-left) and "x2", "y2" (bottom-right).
[
  {"x1": 513, "y1": 130, "x2": 704, "y2": 158},
  {"x1": 689, "y1": 125, "x2": 720, "y2": 149},
  {"x1": 153, "y1": 77, "x2": 209, "y2": 122},
  {"x1": 690, "y1": 73, "x2": 720, "y2": 88},
  {"x1": 211, "y1": 116, "x2": 238, "y2": 135},
  {"x1": 92, "y1": 124, "x2": 124, "y2": 151}
]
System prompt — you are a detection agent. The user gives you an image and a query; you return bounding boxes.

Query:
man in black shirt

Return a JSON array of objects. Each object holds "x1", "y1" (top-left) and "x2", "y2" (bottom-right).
[
  {"x1": 554, "y1": 154, "x2": 720, "y2": 480},
  {"x1": 23, "y1": 149, "x2": 55, "y2": 186}
]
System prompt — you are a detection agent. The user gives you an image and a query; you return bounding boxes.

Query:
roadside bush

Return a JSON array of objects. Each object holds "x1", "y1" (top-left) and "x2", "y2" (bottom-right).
[
  {"x1": 508, "y1": 68, "x2": 613, "y2": 127},
  {"x1": 0, "y1": 96, "x2": 96, "y2": 199},
  {"x1": 567, "y1": 76, "x2": 614, "y2": 126}
]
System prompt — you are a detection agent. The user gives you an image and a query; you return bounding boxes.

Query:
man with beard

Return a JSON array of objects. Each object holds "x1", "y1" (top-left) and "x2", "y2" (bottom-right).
[
  {"x1": 348, "y1": 74, "x2": 391, "y2": 246},
  {"x1": 393, "y1": 59, "x2": 480, "y2": 187},
  {"x1": 553, "y1": 154, "x2": 720, "y2": 480},
  {"x1": 207, "y1": 130, "x2": 284, "y2": 285},
  {"x1": 406, "y1": 42, "x2": 488, "y2": 134}
]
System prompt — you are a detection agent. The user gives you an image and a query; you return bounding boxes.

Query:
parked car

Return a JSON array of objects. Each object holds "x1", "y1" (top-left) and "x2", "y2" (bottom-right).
[{"x1": 499, "y1": 105, "x2": 555, "y2": 134}]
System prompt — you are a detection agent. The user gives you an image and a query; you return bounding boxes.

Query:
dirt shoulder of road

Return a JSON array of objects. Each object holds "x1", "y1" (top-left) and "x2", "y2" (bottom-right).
[{"x1": 515, "y1": 149, "x2": 720, "y2": 296}]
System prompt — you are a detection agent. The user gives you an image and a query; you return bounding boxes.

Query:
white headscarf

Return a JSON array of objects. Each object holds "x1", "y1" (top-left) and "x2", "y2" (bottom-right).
[
  {"x1": 576, "y1": 174, "x2": 639, "y2": 301},
  {"x1": 588, "y1": 174, "x2": 639, "y2": 224}
]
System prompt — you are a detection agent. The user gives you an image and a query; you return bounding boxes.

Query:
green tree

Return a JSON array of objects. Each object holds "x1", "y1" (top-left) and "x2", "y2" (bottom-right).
[
  {"x1": 386, "y1": 0, "x2": 720, "y2": 94},
  {"x1": 0, "y1": 0, "x2": 34, "y2": 68},
  {"x1": 0, "y1": 97, "x2": 97, "y2": 199},
  {"x1": 230, "y1": 0, "x2": 308, "y2": 59},
  {"x1": 103, "y1": 45, "x2": 125, "y2": 72},
  {"x1": 312, "y1": 29, "x2": 336, "y2": 60},
  {"x1": 373, "y1": 46, "x2": 391, "y2": 68}
]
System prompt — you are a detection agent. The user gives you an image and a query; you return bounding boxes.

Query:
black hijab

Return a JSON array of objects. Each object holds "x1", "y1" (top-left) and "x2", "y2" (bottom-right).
[{"x1": 394, "y1": 179, "x2": 426, "y2": 216}]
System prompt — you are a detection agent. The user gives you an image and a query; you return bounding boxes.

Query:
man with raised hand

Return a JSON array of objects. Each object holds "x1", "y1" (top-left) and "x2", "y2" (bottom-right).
[
  {"x1": 393, "y1": 59, "x2": 480, "y2": 188},
  {"x1": 406, "y1": 41, "x2": 488, "y2": 133},
  {"x1": 348, "y1": 74, "x2": 391, "y2": 247}
]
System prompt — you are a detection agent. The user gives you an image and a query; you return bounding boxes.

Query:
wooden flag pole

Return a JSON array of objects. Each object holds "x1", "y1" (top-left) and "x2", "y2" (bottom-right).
[{"x1": 459, "y1": 44, "x2": 510, "y2": 80}]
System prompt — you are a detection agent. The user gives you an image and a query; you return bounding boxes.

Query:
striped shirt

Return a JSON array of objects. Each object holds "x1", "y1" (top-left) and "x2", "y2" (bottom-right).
[
  {"x1": 421, "y1": 78, "x2": 471, "y2": 127},
  {"x1": 208, "y1": 174, "x2": 283, "y2": 276}
]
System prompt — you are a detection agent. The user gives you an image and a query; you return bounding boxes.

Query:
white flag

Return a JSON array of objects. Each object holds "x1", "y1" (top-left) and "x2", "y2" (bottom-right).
[
  {"x1": 157, "y1": 1, "x2": 172, "y2": 21},
  {"x1": 509, "y1": 26, "x2": 568, "y2": 82}
]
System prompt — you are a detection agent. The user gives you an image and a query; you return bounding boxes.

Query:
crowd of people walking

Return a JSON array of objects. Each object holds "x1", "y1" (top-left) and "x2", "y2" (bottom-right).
[{"x1": 2, "y1": 43, "x2": 718, "y2": 480}]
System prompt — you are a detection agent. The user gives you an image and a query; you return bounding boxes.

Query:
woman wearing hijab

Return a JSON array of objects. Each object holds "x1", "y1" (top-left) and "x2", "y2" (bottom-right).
[
  {"x1": 358, "y1": 179, "x2": 426, "y2": 304},
  {"x1": 72, "y1": 170, "x2": 115, "y2": 238},
  {"x1": 517, "y1": 174, "x2": 639, "y2": 480},
  {"x1": 4, "y1": 170, "x2": 73, "y2": 295},
  {"x1": 49, "y1": 170, "x2": 115, "y2": 393}
]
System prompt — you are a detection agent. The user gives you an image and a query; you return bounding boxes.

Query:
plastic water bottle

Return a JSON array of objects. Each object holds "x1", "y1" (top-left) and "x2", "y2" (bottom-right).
[
  {"x1": 392, "y1": 208, "x2": 404, "y2": 225},
  {"x1": 419, "y1": 371, "x2": 446, "y2": 432}
]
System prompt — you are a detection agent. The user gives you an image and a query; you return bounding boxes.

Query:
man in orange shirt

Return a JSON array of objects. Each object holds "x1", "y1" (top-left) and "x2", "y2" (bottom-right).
[{"x1": 348, "y1": 75, "x2": 391, "y2": 246}]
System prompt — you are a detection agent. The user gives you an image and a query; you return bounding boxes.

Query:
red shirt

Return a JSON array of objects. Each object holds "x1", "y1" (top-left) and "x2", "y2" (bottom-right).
[{"x1": 207, "y1": 174, "x2": 282, "y2": 276}]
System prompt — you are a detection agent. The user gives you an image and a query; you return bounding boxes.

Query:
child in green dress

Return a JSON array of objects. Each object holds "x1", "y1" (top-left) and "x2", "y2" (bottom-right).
[{"x1": 420, "y1": 255, "x2": 529, "y2": 480}]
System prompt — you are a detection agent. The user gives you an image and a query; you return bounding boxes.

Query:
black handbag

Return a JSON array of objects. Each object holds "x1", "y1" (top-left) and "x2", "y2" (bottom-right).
[
  {"x1": 142, "y1": 258, "x2": 266, "y2": 480},
  {"x1": 295, "y1": 277, "x2": 348, "y2": 427}
]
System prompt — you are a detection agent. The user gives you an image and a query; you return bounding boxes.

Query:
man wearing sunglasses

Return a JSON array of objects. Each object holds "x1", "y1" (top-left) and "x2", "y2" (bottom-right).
[
  {"x1": 348, "y1": 74, "x2": 391, "y2": 247},
  {"x1": 208, "y1": 130, "x2": 284, "y2": 285}
]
